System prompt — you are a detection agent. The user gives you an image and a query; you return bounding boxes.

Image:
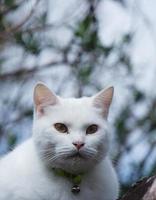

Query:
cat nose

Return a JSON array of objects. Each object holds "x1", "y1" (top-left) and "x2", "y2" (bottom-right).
[{"x1": 72, "y1": 142, "x2": 85, "y2": 150}]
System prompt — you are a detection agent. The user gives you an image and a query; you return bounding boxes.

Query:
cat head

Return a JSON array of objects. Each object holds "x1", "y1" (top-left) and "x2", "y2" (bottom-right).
[{"x1": 33, "y1": 83, "x2": 114, "y2": 174}]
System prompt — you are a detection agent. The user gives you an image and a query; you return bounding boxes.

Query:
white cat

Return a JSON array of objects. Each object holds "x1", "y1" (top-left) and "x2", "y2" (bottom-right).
[{"x1": 0, "y1": 83, "x2": 119, "y2": 200}]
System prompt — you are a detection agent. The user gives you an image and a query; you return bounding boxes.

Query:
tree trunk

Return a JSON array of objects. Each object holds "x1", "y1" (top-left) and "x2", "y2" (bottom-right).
[{"x1": 119, "y1": 176, "x2": 156, "y2": 200}]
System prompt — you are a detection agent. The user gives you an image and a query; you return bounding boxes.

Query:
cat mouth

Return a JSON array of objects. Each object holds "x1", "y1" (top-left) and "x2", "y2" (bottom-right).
[{"x1": 68, "y1": 152, "x2": 84, "y2": 159}]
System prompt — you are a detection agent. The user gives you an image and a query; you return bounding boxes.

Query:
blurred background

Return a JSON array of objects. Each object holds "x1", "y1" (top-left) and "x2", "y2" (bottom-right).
[{"x1": 0, "y1": 0, "x2": 156, "y2": 195}]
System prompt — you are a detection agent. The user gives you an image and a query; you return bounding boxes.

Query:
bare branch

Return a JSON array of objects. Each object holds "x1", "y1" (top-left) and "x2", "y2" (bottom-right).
[
  {"x1": 0, "y1": 0, "x2": 41, "y2": 39},
  {"x1": 0, "y1": 60, "x2": 65, "y2": 80}
]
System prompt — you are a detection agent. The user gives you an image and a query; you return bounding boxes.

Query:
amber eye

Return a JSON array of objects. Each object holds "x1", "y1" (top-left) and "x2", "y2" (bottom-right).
[
  {"x1": 86, "y1": 124, "x2": 98, "y2": 135},
  {"x1": 54, "y1": 123, "x2": 68, "y2": 133}
]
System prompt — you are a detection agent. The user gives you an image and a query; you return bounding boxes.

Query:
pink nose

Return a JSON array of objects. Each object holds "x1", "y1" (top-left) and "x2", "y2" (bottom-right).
[{"x1": 72, "y1": 142, "x2": 85, "y2": 150}]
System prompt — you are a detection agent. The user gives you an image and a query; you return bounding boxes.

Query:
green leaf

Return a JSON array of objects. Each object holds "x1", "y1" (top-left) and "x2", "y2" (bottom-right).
[
  {"x1": 24, "y1": 109, "x2": 33, "y2": 117},
  {"x1": 79, "y1": 66, "x2": 92, "y2": 84},
  {"x1": 75, "y1": 15, "x2": 92, "y2": 37},
  {"x1": 8, "y1": 134, "x2": 17, "y2": 148},
  {"x1": 4, "y1": 0, "x2": 15, "y2": 7},
  {"x1": 83, "y1": 31, "x2": 98, "y2": 50},
  {"x1": 15, "y1": 32, "x2": 41, "y2": 55},
  {"x1": 134, "y1": 90, "x2": 144, "y2": 102}
]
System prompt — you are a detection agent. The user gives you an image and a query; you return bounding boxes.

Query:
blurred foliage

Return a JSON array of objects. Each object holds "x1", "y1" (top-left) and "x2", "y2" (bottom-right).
[
  {"x1": 15, "y1": 32, "x2": 41, "y2": 54},
  {"x1": 8, "y1": 133, "x2": 17, "y2": 150},
  {"x1": 0, "y1": 0, "x2": 156, "y2": 197}
]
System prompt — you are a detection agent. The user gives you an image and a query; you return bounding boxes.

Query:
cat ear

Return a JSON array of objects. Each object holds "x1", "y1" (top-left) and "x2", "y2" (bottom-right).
[
  {"x1": 33, "y1": 83, "x2": 59, "y2": 116},
  {"x1": 93, "y1": 87, "x2": 114, "y2": 118}
]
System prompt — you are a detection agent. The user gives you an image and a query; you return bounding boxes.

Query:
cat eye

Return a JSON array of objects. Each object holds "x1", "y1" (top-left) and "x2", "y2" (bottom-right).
[
  {"x1": 86, "y1": 124, "x2": 98, "y2": 135},
  {"x1": 54, "y1": 123, "x2": 68, "y2": 133}
]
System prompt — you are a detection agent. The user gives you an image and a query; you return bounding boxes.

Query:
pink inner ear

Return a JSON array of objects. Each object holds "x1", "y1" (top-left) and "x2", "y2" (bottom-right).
[
  {"x1": 36, "y1": 97, "x2": 58, "y2": 117},
  {"x1": 93, "y1": 87, "x2": 114, "y2": 118},
  {"x1": 37, "y1": 105, "x2": 44, "y2": 117},
  {"x1": 36, "y1": 96, "x2": 57, "y2": 107},
  {"x1": 93, "y1": 97, "x2": 109, "y2": 117},
  {"x1": 34, "y1": 83, "x2": 59, "y2": 117}
]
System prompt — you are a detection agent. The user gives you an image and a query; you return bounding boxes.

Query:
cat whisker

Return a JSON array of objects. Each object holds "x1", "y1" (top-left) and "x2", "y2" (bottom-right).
[
  {"x1": 83, "y1": 148, "x2": 97, "y2": 155},
  {"x1": 56, "y1": 147, "x2": 73, "y2": 152},
  {"x1": 46, "y1": 154, "x2": 61, "y2": 163},
  {"x1": 57, "y1": 150, "x2": 76, "y2": 156}
]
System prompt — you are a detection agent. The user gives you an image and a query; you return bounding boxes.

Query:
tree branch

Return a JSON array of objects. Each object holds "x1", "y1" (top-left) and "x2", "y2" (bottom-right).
[
  {"x1": 0, "y1": 60, "x2": 65, "y2": 80},
  {"x1": 0, "y1": 0, "x2": 41, "y2": 39}
]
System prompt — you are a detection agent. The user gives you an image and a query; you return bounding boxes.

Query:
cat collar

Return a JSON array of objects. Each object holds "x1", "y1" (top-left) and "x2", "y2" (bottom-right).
[{"x1": 52, "y1": 168, "x2": 83, "y2": 194}]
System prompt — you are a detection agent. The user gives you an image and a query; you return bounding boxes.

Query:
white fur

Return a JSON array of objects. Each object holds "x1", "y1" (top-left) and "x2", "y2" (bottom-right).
[{"x1": 0, "y1": 86, "x2": 119, "y2": 200}]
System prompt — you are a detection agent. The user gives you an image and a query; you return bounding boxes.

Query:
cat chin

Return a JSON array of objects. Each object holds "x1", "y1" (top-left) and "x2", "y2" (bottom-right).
[
  {"x1": 41, "y1": 148, "x2": 106, "y2": 174},
  {"x1": 47, "y1": 156, "x2": 100, "y2": 174},
  {"x1": 67, "y1": 152, "x2": 84, "y2": 159}
]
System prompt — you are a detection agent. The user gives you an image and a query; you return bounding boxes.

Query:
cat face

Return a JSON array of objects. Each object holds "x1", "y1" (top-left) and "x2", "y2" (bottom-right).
[{"x1": 33, "y1": 83, "x2": 114, "y2": 173}]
